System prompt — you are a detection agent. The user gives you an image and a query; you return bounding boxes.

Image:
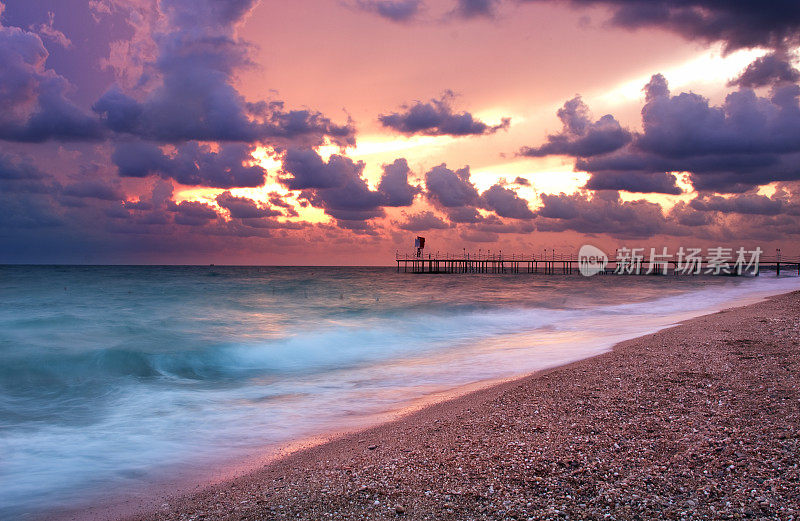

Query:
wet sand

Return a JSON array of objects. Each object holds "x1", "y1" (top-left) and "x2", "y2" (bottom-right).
[{"x1": 90, "y1": 291, "x2": 800, "y2": 520}]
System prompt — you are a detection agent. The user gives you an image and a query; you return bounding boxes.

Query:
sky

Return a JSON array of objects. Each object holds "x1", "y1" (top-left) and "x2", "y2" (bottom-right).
[{"x1": 1, "y1": 0, "x2": 800, "y2": 264}]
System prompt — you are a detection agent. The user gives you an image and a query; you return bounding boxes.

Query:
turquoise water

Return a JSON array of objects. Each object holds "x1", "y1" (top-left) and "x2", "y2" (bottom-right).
[{"x1": 0, "y1": 266, "x2": 797, "y2": 518}]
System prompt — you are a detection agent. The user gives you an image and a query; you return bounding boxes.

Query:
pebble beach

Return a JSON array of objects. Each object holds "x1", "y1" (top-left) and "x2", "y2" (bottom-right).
[{"x1": 81, "y1": 290, "x2": 800, "y2": 521}]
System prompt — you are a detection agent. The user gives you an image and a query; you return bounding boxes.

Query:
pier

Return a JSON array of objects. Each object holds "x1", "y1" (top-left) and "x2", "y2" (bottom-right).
[{"x1": 395, "y1": 251, "x2": 799, "y2": 276}]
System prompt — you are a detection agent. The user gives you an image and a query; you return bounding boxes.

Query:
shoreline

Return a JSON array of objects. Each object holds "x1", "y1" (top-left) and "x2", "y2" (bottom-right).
[{"x1": 52, "y1": 289, "x2": 800, "y2": 520}]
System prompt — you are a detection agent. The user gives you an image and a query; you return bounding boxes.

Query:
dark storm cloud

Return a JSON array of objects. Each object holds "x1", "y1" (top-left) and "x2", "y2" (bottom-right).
[
  {"x1": 445, "y1": 205, "x2": 484, "y2": 224},
  {"x1": 637, "y1": 77, "x2": 800, "y2": 157},
  {"x1": 281, "y1": 149, "x2": 385, "y2": 221},
  {"x1": 333, "y1": 218, "x2": 380, "y2": 235},
  {"x1": 167, "y1": 200, "x2": 219, "y2": 226},
  {"x1": 305, "y1": 173, "x2": 385, "y2": 221},
  {"x1": 568, "y1": 75, "x2": 800, "y2": 193},
  {"x1": 520, "y1": 96, "x2": 631, "y2": 158},
  {"x1": 62, "y1": 180, "x2": 124, "y2": 201},
  {"x1": 0, "y1": 153, "x2": 63, "y2": 233},
  {"x1": 522, "y1": 0, "x2": 800, "y2": 52},
  {"x1": 281, "y1": 149, "x2": 358, "y2": 190},
  {"x1": 513, "y1": 176, "x2": 530, "y2": 186},
  {"x1": 422, "y1": 163, "x2": 532, "y2": 224},
  {"x1": 94, "y1": 88, "x2": 355, "y2": 146},
  {"x1": 424, "y1": 164, "x2": 480, "y2": 207},
  {"x1": 576, "y1": 149, "x2": 800, "y2": 193},
  {"x1": 536, "y1": 191, "x2": 670, "y2": 237},
  {"x1": 728, "y1": 52, "x2": 800, "y2": 88},
  {"x1": 355, "y1": 0, "x2": 422, "y2": 22},
  {"x1": 0, "y1": 153, "x2": 50, "y2": 191},
  {"x1": 667, "y1": 201, "x2": 712, "y2": 227},
  {"x1": 459, "y1": 230, "x2": 498, "y2": 243},
  {"x1": 216, "y1": 191, "x2": 282, "y2": 219},
  {"x1": 480, "y1": 184, "x2": 535, "y2": 219},
  {"x1": 380, "y1": 92, "x2": 510, "y2": 137},
  {"x1": 113, "y1": 141, "x2": 267, "y2": 188},
  {"x1": 86, "y1": 0, "x2": 353, "y2": 146},
  {"x1": 377, "y1": 158, "x2": 420, "y2": 207},
  {"x1": 470, "y1": 215, "x2": 536, "y2": 234},
  {"x1": 452, "y1": 0, "x2": 498, "y2": 18},
  {"x1": 0, "y1": 16, "x2": 104, "y2": 142},
  {"x1": 396, "y1": 210, "x2": 450, "y2": 231},
  {"x1": 689, "y1": 194, "x2": 785, "y2": 215},
  {"x1": 0, "y1": 191, "x2": 62, "y2": 229},
  {"x1": 584, "y1": 171, "x2": 681, "y2": 195}
]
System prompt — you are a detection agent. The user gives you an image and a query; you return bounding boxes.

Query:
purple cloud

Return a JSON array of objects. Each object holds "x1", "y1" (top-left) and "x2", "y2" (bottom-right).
[
  {"x1": 396, "y1": 210, "x2": 450, "y2": 231},
  {"x1": 585, "y1": 171, "x2": 682, "y2": 195},
  {"x1": 424, "y1": 163, "x2": 480, "y2": 207},
  {"x1": 167, "y1": 200, "x2": 219, "y2": 226},
  {"x1": 480, "y1": 184, "x2": 535, "y2": 219},
  {"x1": 281, "y1": 149, "x2": 385, "y2": 222},
  {"x1": 355, "y1": 0, "x2": 422, "y2": 22},
  {"x1": 0, "y1": 16, "x2": 103, "y2": 142},
  {"x1": 91, "y1": 0, "x2": 353, "y2": 146},
  {"x1": 536, "y1": 190, "x2": 671, "y2": 237},
  {"x1": 523, "y1": 1, "x2": 800, "y2": 53},
  {"x1": 689, "y1": 193, "x2": 785, "y2": 215},
  {"x1": 62, "y1": 179, "x2": 124, "y2": 201},
  {"x1": 216, "y1": 191, "x2": 282, "y2": 219},
  {"x1": 729, "y1": 52, "x2": 800, "y2": 88},
  {"x1": 377, "y1": 158, "x2": 420, "y2": 206},
  {"x1": 113, "y1": 141, "x2": 267, "y2": 188},
  {"x1": 452, "y1": 0, "x2": 498, "y2": 18},
  {"x1": 570, "y1": 75, "x2": 800, "y2": 193},
  {"x1": 380, "y1": 92, "x2": 510, "y2": 137},
  {"x1": 520, "y1": 96, "x2": 631, "y2": 158}
]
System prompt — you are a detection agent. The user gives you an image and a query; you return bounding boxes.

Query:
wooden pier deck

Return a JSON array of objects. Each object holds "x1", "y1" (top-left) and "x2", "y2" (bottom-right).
[{"x1": 395, "y1": 252, "x2": 799, "y2": 276}]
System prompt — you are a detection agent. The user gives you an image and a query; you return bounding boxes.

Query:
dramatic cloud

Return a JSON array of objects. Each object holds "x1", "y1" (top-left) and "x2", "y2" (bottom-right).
[
  {"x1": 396, "y1": 210, "x2": 450, "y2": 231},
  {"x1": 377, "y1": 158, "x2": 420, "y2": 207},
  {"x1": 525, "y1": 0, "x2": 800, "y2": 52},
  {"x1": 62, "y1": 180, "x2": 124, "y2": 201},
  {"x1": 281, "y1": 148, "x2": 360, "y2": 190},
  {"x1": 445, "y1": 205, "x2": 484, "y2": 224},
  {"x1": 30, "y1": 11, "x2": 72, "y2": 49},
  {"x1": 216, "y1": 191, "x2": 282, "y2": 219},
  {"x1": 423, "y1": 164, "x2": 534, "y2": 224},
  {"x1": 113, "y1": 141, "x2": 267, "y2": 188},
  {"x1": 667, "y1": 201, "x2": 712, "y2": 227},
  {"x1": 452, "y1": 0, "x2": 498, "y2": 18},
  {"x1": 480, "y1": 184, "x2": 535, "y2": 219},
  {"x1": 637, "y1": 76, "x2": 800, "y2": 157},
  {"x1": 281, "y1": 149, "x2": 385, "y2": 222},
  {"x1": 5, "y1": 0, "x2": 800, "y2": 262},
  {"x1": 91, "y1": 0, "x2": 353, "y2": 146},
  {"x1": 689, "y1": 194, "x2": 785, "y2": 215},
  {"x1": 167, "y1": 200, "x2": 219, "y2": 226},
  {"x1": 380, "y1": 92, "x2": 510, "y2": 137},
  {"x1": 536, "y1": 190, "x2": 671, "y2": 237},
  {"x1": 520, "y1": 96, "x2": 631, "y2": 158},
  {"x1": 728, "y1": 52, "x2": 800, "y2": 88},
  {"x1": 567, "y1": 75, "x2": 800, "y2": 193},
  {"x1": 584, "y1": 171, "x2": 681, "y2": 195},
  {"x1": 424, "y1": 164, "x2": 480, "y2": 207},
  {"x1": 0, "y1": 15, "x2": 103, "y2": 142},
  {"x1": 355, "y1": 0, "x2": 422, "y2": 22},
  {"x1": 0, "y1": 153, "x2": 51, "y2": 193}
]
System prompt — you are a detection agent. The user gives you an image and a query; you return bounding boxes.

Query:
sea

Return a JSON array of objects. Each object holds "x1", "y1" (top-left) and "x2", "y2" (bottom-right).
[{"x1": 0, "y1": 265, "x2": 797, "y2": 519}]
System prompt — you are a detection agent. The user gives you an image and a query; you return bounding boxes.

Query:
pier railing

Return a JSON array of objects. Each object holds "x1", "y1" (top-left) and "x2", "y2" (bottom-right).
[{"x1": 395, "y1": 252, "x2": 799, "y2": 276}]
